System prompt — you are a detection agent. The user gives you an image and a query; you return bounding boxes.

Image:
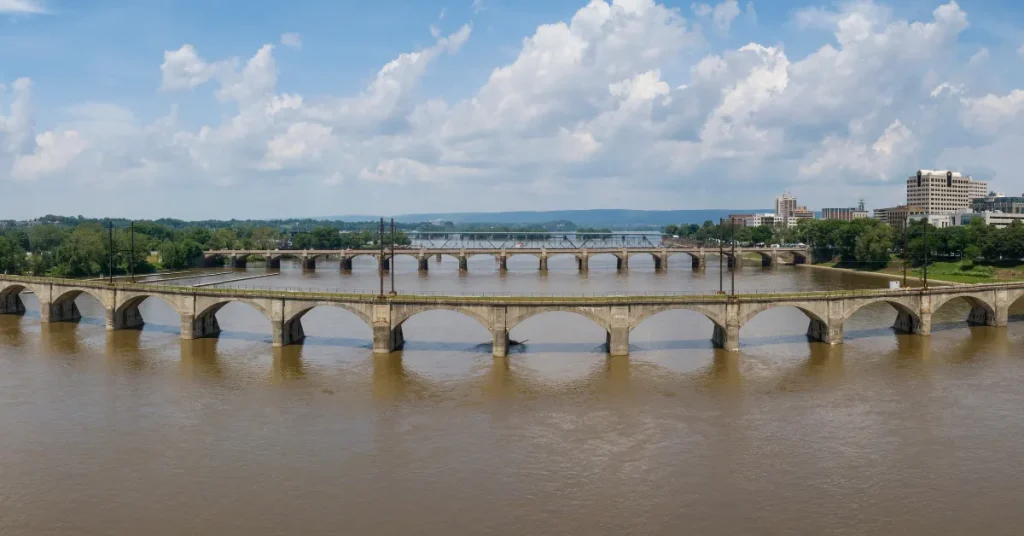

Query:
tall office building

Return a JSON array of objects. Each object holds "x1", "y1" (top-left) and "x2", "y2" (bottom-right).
[
  {"x1": 775, "y1": 192, "x2": 798, "y2": 219},
  {"x1": 906, "y1": 170, "x2": 988, "y2": 214}
]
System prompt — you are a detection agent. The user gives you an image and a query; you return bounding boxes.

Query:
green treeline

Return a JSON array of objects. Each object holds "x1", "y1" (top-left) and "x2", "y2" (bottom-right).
[
  {"x1": 665, "y1": 217, "x2": 1024, "y2": 267},
  {"x1": 0, "y1": 219, "x2": 410, "y2": 277}
]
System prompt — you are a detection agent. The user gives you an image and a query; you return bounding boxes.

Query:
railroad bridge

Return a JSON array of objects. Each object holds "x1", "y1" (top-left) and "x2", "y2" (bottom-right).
[
  {"x1": 2, "y1": 275, "x2": 1022, "y2": 357},
  {"x1": 203, "y1": 246, "x2": 812, "y2": 272}
]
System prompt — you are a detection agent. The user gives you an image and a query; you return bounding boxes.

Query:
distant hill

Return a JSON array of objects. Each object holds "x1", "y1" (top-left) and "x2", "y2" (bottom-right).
[{"x1": 331, "y1": 209, "x2": 771, "y2": 228}]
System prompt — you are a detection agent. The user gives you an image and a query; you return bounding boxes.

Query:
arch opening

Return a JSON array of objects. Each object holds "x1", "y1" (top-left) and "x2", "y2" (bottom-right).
[
  {"x1": 393, "y1": 309, "x2": 495, "y2": 354},
  {"x1": 48, "y1": 289, "x2": 107, "y2": 325},
  {"x1": 191, "y1": 299, "x2": 273, "y2": 342},
  {"x1": 508, "y1": 310, "x2": 609, "y2": 354},
  {"x1": 113, "y1": 294, "x2": 182, "y2": 332},
  {"x1": 739, "y1": 303, "x2": 835, "y2": 346},
  {"x1": 0, "y1": 284, "x2": 32, "y2": 315},
  {"x1": 843, "y1": 299, "x2": 923, "y2": 338},
  {"x1": 282, "y1": 304, "x2": 374, "y2": 348},
  {"x1": 630, "y1": 307, "x2": 721, "y2": 352},
  {"x1": 931, "y1": 295, "x2": 998, "y2": 329}
]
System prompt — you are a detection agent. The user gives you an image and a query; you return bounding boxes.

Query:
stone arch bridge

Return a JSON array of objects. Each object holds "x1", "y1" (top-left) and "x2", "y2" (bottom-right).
[
  {"x1": 203, "y1": 246, "x2": 811, "y2": 272},
  {"x1": 1, "y1": 275, "x2": 1021, "y2": 357}
]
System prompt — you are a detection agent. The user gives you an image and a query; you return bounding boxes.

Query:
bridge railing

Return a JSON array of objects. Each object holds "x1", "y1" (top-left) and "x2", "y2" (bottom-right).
[{"x1": 4, "y1": 274, "x2": 1023, "y2": 303}]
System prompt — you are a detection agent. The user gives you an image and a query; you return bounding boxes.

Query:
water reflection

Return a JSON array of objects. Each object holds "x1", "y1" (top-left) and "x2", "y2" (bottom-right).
[
  {"x1": 271, "y1": 346, "x2": 306, "y2": 383},
  {"x1": 0, "y1": 314, "x2": 27, "y2": 348},
  {"x1": 179, "y1": 339, "x2": 224, "y2": 379},
  {"x1": 39, "y1": 322, "x2": 82, "y2": 356}
]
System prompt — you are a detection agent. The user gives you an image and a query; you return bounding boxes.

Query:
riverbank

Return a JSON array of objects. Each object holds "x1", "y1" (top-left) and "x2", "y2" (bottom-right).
[{"x1": 797, "y1": 263, "x2": 957, "y2": 286}]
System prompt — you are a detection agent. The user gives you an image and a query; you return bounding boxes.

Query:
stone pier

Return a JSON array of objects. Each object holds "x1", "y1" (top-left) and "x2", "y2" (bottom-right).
[
  {"x1": 418, "y1": 255, "x2": 430, "y2": 272},
  {"x1": 577, "y1": 253, "x2": 589, "y2": 272}
]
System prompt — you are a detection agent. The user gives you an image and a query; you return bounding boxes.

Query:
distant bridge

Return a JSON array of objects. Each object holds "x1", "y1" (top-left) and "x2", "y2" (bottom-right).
[
  {"x1": 1, "y1": 275, "x2": 1020, "y2": 357},
  {"x1": 202, "y1": 247, "x2": 812, "y2": 272}
]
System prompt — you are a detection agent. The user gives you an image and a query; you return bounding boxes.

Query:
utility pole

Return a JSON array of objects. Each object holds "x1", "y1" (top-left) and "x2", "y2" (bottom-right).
[
  {"x1": 902, "y1": 225, "x2": 908, "y2": 288},
  {"x1": 922, "y1": 219, "x2": 929, "y2": 290},
  {"x1": 378, "y1": 218, "x2": 385, "y2": 299},
  {"x1": 130, "y1": 221, "x2": 136, "y2": 283},
  {"x1": 718, "y1": 222, "x2": 724, "y2": 294},
  {"x1": 389, "y1": 218, "x2": 397, "y2": 296},
  {"x1": 730, "y1": 221, "x2": 736, "y2": 296},
  {"x1": 108, "y1": 220, "x2": 114, "y2": 285}
]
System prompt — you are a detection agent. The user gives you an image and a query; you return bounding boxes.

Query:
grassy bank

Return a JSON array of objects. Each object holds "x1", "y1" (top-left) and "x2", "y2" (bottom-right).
[{"x1": 814, "y1": 257, "x2": 1024, "y2": 283}]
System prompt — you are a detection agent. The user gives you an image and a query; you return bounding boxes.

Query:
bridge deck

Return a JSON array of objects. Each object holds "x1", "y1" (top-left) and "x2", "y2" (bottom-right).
[
  {"x1": 0, "y1": 273, "x2": 996, "y2": 305},
  {"x1": 205, "y1": 247, "x2": 807, "y2": 256}
]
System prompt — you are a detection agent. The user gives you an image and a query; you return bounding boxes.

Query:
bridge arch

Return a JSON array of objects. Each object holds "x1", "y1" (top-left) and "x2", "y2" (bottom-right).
[
  {"x1": 842, "y1": 297, "x2": 919, "y2": 323},
  {"x1": 737, "y1": 301, "x2": 829, "y2": 328},
  {"x1": 391, "y1": 304, "x2": 493, "y2": 333},
  {"x1": 283, "y1": 302, "x2": 374, "y2": 330},
  {"x1": 929, "y1": 292, "x2": 998, "y2": 327},
  {"x1": 0, "y1": 281, "x2": 45, "y2": 300},
  {"x1": 112, "y1": 293, "x2": 187, "y2": 331},
  {"x1": 506, "y1": 307, "x2": 610, "y2": 333},
  {"x1": 0, "y1": 282, "x2": 46, "y2": 315},
  {"x1": 194, "y1": 298, "x2": 273, "y2": 325},
  {"x1": 52, "y1": 287, "x2": 108, "y2": 310},
  {"x1": 629, "y1": 303, "x2": 726, "y2": 331}
]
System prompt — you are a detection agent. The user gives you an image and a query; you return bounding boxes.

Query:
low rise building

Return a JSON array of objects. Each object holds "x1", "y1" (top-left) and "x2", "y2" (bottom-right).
[
  {"x1": 874, "y1": 205, "x2": 925, "y2": 231},
  {"x1": 822, "y1": 207, "x2": 869, "y2": 221},
  {"x1": 972, "y1": 193, "x2": 1024, "y2": 214},
  {"x1": 957, "y1": 211, "x2": 1024, "y2": 229}
]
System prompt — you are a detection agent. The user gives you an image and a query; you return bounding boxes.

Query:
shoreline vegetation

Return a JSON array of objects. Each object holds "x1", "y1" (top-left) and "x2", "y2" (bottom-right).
[{"x1": 803, "y1": 258, "x2": 1024, "y2": 285}]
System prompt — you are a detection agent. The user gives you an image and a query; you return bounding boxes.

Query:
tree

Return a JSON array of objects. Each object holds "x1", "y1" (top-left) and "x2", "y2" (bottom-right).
[
  {"x1": 663, "y1": 224, "x2": 679, "y2": 236},
  {"x1": 50, "y1": 226, "x2": 105, "y2": 277},
  {"x1": 853, "y1": 223, "x2": 893, "y2": 265},
  {"x1": 749, "y1": 225, "x2": 774, "y2": 245},
  {"x1": 27, "y1": 224, "x2": 67, "y2": 253},
  {"x1": 158, "y1": 239, "x2": 203, "y2": 269},
  {"x1": 0, "y1": 236, "x2": 26, "y2": 274}
]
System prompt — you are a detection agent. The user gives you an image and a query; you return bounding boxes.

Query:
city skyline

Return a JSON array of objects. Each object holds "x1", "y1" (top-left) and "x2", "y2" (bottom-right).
[{"x1": 2, "y1": 0, "x2": 1024, "y2": 219}]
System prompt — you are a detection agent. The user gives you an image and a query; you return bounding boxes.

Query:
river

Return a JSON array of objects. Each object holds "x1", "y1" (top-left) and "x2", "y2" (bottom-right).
[{"x1": 2, "y1": 253, "x2": 1024, "y2": 535}]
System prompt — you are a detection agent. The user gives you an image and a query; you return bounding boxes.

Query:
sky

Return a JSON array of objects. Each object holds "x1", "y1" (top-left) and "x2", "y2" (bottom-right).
[{"x1": 2, "y1": 0, "x2": 1024, "y2": 220}]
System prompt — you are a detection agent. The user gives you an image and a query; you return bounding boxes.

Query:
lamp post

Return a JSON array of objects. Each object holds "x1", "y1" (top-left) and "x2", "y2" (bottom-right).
[
  {"x1": 378, "y1": 218, "x2": 385, "y2": 299},
  {"x1": 718, "y1": 222, "x2": 724, "y2": 295},
  {"x1": 389, "y1": 218, "x2": 397, "y2": 296},
  {"x1": 730, "y1": 221, "x2": 736, "y2": 296},
  {"x1": 902, "y1": 224, "x2": 908, "y2": 288},
  {"x1": 108, "y1": 220, "x2": 114, "y2": 284},
  {"x1": 129, "y1": 221, "x2": 135, "y2": 283},
  {"x1": 923, "y1": 219, "x2": 929, "y2": 290}
]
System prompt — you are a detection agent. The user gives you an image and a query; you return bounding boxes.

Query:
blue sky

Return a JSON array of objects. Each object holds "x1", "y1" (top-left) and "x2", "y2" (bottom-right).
[{"x1": 2, "y1": 0, "x2": 1024, "y2": 219}]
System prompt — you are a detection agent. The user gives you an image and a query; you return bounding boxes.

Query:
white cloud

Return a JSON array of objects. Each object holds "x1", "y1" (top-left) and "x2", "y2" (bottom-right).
[
  {"x1": 12, "y1": 131, "x2": 87, "y2": 180},
  {"x1": 961, "y1": 90, "x2": 1024, "y2": 134},
  {"x1": 280, "y1": 32, "x2": 302, "y2": 50},
  {"x1": 1018, "y1": 43, "x2": 1024, "y2": 57},
  {"x1": 0, "y1": 0, "x2": 45, "y2": 14},
  {"x1": 968, "y1": 47, "x2": 988, "y2": 66},
  {"x1": 160, "y1": 45, "x2": 221, "y2": 91},
  {"x1": 7, "y1": 0, "x2": 1024, "y2": 216},
  {"x1": 691, "y1": 0, "x2": 740, "y2": 30},
  {"x1": 472, "y1": 0, "x2": 484, "y2": 13}
]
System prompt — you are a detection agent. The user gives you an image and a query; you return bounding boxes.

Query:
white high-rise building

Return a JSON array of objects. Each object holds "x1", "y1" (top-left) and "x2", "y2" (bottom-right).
[
  {"x1": 775, "y1": 192, "x2": 798, "y2": 219},
  {"x1": 906, "y1": 170, "x2": 988, "y2": 215}
]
